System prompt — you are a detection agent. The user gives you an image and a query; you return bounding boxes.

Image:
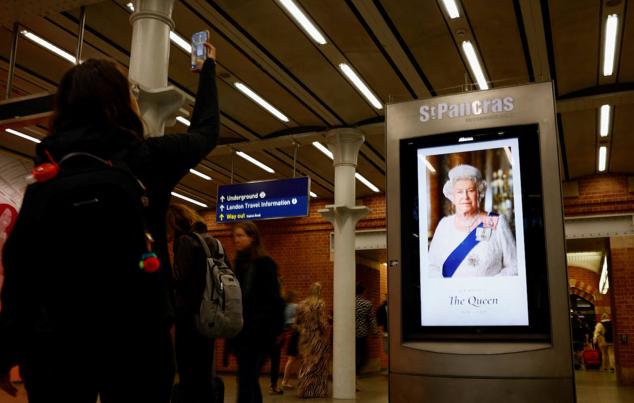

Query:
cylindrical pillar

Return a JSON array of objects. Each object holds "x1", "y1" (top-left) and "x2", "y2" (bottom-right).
[
  {"x1": 323, "y1": 128, "x2": 368, "y2": 399},
  {"x1": 128, "y1": 0, "x2": 175, "y2": 136}
]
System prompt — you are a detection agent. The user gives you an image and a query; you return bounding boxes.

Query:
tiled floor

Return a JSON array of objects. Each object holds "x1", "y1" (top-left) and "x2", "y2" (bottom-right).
[{"x1": 1, "y1": 369, "x2": 633, "y2": 402}]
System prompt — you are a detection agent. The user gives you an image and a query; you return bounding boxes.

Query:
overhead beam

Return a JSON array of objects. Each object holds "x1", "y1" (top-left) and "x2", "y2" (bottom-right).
[
  {"x1": 557, "y1": 89, "x2": 634, "y2": 113},
  {"x1": 517, "y1": 0, "x2": 551, "y2": 82}
]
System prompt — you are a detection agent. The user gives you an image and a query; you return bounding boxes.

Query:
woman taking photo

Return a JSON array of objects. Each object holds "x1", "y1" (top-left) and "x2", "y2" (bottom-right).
[
  {"x1": 231, "y1": 221, "x2": 284, "y2": 403},
  {"x1": 0, "y1": 41, "x2": 219, "y2": 402}
]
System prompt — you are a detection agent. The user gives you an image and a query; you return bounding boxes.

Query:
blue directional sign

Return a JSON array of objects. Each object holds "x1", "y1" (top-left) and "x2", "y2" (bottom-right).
[{"x1": 216, "y1": 177, "x2": 310, "y2": 223}]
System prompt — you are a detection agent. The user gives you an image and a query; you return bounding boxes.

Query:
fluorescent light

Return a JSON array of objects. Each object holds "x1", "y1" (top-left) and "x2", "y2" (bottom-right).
[
  {"x1": 603, "y1": 14, "x2": 619, "y2": 76},
  {"x1": 126, "y1": 2, "x2": 134, "y2": 12},
  {"x1": 5, "y1": 128, "x2": 41, "y2": 143},
  {"x1": 20, "y1": 30, "x2": 76, "y2": 64},
  {"x1": 598, "y1": 146, "x2": 607, "y2": 172},
  {"x1": 339, "y1": 63, "x2": 383, "y2": 109},
  {"x1": 312, "y1": 141, "x2": 333, "y2": 160},
  {"x1": 170, "y1": 31, "x2": 192, "y2": 53},
  {"x1": 423, "y1": 158, "x2": 436, "y2": 173},
  {"x1": 458, "y1": 136, "x2": 474, "y2": 142},
  {"x1": 504, "y1": 147, "x2": 514, "y2": 165},
  {"x1": 441, "y1": 0, "x2": 460, "y2": 19},
  {"x1": 234, "y1": 82, "x2": 289, "y2": 122},
  {"x1": 279, "y1": 0, "x2": 327, "y2": 45},
  {"x1": 236, "y1": 151, "x2": 275, "y2": 173},
  {"x1": 599, "y1": 256, "x2": 609, "y2": 294},
  {"x1": 355, "y1": 173, "x2": 380, "y2": 193},
  {"x1": 310, "y1": 191, "x2": 318, "y2": 198},
  {"x1": 176, "y1": 116, "x2": 191, "y2": 126},
  {"x1": 461, "y1": 41, "x2": 489, "y2": 90},
  {"x1": 189, "y1": 169, "x2": 211, "y2": 181},
  {"x1": 171, "y1": 192, "x2": 208, "y2": 208},
  {"x1": 599, "y1": 104, "x2": 611, "y2": 137}
]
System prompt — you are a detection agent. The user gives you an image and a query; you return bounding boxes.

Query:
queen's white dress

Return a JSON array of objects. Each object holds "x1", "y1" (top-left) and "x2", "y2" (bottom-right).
[{"x1": 428, "y1": 214, "x2": 517, "y2": 278}]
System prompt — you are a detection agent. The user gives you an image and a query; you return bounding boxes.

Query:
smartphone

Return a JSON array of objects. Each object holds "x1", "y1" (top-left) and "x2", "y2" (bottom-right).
[{"x1": 191, "y1": 30, "x2": 209, "y2": 71}]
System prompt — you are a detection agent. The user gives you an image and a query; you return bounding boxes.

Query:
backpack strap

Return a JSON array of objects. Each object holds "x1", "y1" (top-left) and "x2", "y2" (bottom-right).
[{"x1": 193, "y1": 232, "x2": 213, "y2": 259}]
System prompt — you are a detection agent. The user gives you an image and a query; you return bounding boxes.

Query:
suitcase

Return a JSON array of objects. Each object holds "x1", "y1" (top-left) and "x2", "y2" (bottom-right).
[{"x1": 583, "y1": 348, "x2": 601, "y2": 369}]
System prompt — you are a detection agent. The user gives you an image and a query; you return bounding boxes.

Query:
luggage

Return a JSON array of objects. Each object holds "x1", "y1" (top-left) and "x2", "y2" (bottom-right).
[{"x1": 583, "y1": 348, "x2": 601, "y2": 369}]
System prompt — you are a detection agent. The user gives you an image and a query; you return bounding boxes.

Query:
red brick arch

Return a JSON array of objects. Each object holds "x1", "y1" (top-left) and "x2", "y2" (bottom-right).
[{"x1": 567, "y1": 265, "x2": 600, "y2": 305}]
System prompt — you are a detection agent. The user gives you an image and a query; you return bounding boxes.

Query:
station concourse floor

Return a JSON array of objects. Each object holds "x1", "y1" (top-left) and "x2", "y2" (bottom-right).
[{"x1": 1, "y1": 370, "x2": 633, "y2": 402}]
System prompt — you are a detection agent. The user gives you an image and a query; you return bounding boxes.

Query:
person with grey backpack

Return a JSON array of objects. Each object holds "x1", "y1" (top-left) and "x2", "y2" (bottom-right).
[{"x1": 167, "y1": 205, "x2": 242, "y2": 403}]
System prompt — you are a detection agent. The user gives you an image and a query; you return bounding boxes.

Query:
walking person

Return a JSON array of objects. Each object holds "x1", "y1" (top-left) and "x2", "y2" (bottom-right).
[
  {"x1": 296, "y1": 282, "x2": 330, "y2": 398},
  {"x1": 594, "y1": 313, "x2": 616, "y2": 372},
  {"x1": 0, "y1": 40, "x2": 219, "y2": 402},
  {"x1": 231, "y1": 221, "x2": 285, "y2": 403},
  {"x1": 167, "y1": 205, "x2": 225, "y2": 402},
  {"x1": 355, "y1": 283, "x2": 377, "y2": 378},
  {"x1": 281, "y1": 290, "x2": 300, "y2": 390}
]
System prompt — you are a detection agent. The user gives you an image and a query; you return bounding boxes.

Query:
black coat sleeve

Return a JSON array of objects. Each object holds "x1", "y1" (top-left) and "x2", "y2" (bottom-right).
[{"x1": 142, "y1": 58, "x2": 220, "y2": 186}]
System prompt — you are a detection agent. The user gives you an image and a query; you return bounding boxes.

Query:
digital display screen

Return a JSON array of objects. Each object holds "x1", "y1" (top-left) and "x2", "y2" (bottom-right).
[{"x1": 400, "y1": 124, "x2": 551, "y2": 341}]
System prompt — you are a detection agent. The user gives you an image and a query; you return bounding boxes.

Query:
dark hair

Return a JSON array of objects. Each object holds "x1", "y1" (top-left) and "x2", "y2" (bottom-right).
[
  {"x1": 356, "y1": 283, "x2": 366, "y2": 296},
  {"x1": 166, "y1": 204, "x2": 205, "y2": 237},
  {"x1": 192, "y1": 221, "x2": 208, "y2": 234},
  {"x1": 233, "y1": 221, "x2": 268, "y2": 259},
  {"x1": 50, "y1": 59, "x2": 144, "y2": 137}
]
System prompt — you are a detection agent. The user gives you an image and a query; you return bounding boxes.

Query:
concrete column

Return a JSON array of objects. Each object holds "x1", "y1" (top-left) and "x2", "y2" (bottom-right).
[
  {"x1": 128, "y1": 0, "x2": 184, "y2": 136},
  {"x1": 319, "y1": 128, "x2": 370, "y2": 399}
]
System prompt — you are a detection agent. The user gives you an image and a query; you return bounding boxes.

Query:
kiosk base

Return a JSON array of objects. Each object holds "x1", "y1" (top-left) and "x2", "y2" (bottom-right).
[{"x1": 390, "y1": 372, "x2": 575, "y2": 403}]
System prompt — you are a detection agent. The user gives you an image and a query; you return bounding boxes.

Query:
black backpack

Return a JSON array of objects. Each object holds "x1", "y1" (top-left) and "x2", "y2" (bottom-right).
[{"x1": 12, "y1": 152, "x2": 160, "y2": 329}]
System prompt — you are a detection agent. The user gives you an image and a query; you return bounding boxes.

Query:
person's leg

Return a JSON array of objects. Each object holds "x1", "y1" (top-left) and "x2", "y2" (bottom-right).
[
  {"x1": 236, "y1": 346, "x2": 266, "y2": 403},
  {"x1": 269, "y1": 340, "x2": 282, "y2": 391},
  {"x1": 282, "y1": 356, "x2": 296, "y2": 387},
  {"x1": 608, "y1": 344, "x2": 616, "y2": 371},
  {"x1": 356, "y1": 336, "x2": 368, "y2": 375},
  {"x1": 600, "y1": 344, "x2": 609, "y2": 371},
  {"x1": 174, "y1": 314, "x2": 214, "y2": 402}
]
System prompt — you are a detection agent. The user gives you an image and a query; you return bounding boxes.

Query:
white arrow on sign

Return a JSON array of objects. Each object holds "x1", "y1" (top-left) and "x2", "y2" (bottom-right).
[
  {"x1": 220, "y1": 195, "x2": 225, "y2": 202},
  {"x1": 220, "y1": 205, "x2": 224, "y2": 211}
]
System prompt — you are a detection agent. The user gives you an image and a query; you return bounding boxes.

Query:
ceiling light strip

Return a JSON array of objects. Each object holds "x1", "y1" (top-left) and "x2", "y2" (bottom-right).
[
  {"x1": 176, "y1": 116, "x2": 191, "y2": 126},
  {"x1": 171, "y1": 191, "x2": 208, "y2": 208},
  {"x1": 5, "y1": 128, "x2": 41, "y2": 143},
  {"x1": 170, "y1": 31, "x2": 192, "y2": 53},
  {"x1": 441, "y1": 0, "x2": 460, "y2": 19},
  {"x1": 599, "y1": 104, "x2": 611, "y2": 137},
  {"x1": 278, "y1": 0, "x2": 327, "y2": 45},
  {"x1": 236, "y1": 151, "x2": 275, "y2": 173},
  {"x1": 312, "y1": 141, "x2": 333, "y2": 160},
  {"x1": 310, "y1": 191, "x2": 318, "y2": 198},
  {"x1": 598, "y1": 146, "x2": 607, "y2": 172},
  {"x1": 603, "y1": 14, "x2": 619, "y2": 77},
  {"x1": 234, "y1": 82, "x2": 290, "y2": 122},
  {"x1": 20, "y1": 30, "x2": 76, "y2": 64},
  {"x1": 189, "y1": 169, "x2": 211, "y2": 181},
  {"x1": 339, "y1": 63, "x2": 383, "y2": 109},
  {"x1": 355, "y1": 172, "x2": 380, "y2": 193},
  {"x1": 461, "y1": 41, "x2": 489, "y2": 90}
]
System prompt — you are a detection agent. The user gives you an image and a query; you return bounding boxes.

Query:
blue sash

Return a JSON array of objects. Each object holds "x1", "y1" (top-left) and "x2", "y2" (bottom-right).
[{"x1": 442, "y1": 212, "x2": 498, "y2": 278}]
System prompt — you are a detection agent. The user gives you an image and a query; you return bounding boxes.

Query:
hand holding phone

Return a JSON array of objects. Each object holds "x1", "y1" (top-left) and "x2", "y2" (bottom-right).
[{"x1": 191, "y1": 30, "x2": 214, "y2": 71}]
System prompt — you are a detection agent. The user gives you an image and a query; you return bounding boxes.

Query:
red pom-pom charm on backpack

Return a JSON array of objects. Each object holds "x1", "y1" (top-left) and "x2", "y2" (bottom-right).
[{"x1": 139, "y1": 252, "x2": 160, "y2": 273}]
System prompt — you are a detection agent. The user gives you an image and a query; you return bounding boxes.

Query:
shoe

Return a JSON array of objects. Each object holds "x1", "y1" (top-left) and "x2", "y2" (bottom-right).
[
  {"x1": 269, "y1": 386, "x2": 284, "y2": 395},
  {"x1": 282, "y1": 382, "x2": 295, "y2": 390}
]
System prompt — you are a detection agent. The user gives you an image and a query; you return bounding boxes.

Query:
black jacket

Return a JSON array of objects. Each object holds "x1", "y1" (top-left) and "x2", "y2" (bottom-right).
[
  {"x1": 0, "y1": 59, "x2": 219, "y2": 373},
  {"x1": 233, "y1": 253, "x2": 284, "y2": 346},
  {"x1": 173, "y1": 233, "x2": 224, "y2": 314}
]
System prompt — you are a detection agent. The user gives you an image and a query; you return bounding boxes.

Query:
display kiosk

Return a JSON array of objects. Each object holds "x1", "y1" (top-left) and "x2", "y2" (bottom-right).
[{"x1": 386, "y1": 82, "x2": 574, "y2": 402}]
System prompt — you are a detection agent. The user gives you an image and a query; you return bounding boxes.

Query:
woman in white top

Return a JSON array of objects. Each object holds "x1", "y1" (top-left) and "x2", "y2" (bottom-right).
[{"x1": 428, "y1": 164, "x2": 517, "y2": 278}]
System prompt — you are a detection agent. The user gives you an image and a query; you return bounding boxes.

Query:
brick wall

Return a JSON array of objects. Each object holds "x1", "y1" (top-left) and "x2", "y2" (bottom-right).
[
  {"x1": 201, "y1": 194, "x2": 386, "y2": 375},
  {"x1": 563, "y1": 174, "x2": 634, "y2": 385},
  {"x1": 609, "y1": 236, "x2": 634, "y2": 385},
  {"x1": 564, "y1": 175, "x2": 634, "y2": 216}
]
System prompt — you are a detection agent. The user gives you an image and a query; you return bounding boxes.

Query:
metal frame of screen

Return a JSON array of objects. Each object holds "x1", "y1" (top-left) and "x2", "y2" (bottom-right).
[{"x1": 400, "y1": 124, "x2": 552, "y2": 342}]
